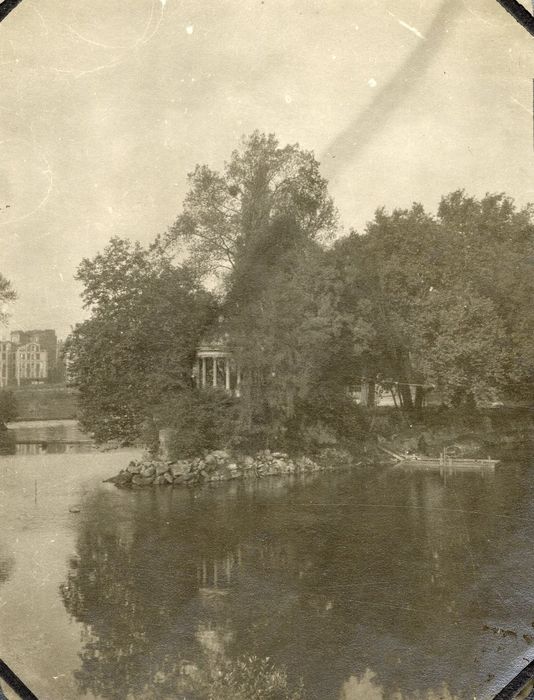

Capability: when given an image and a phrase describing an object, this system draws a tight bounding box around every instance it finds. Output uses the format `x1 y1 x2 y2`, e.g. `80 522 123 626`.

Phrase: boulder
171 463 188 478
163 472 174 484
210 450 230 462
203 458 219 474
132 475 155 486
279 462 294 474
104 470 132 486
127 462 142 474
155 463 168 476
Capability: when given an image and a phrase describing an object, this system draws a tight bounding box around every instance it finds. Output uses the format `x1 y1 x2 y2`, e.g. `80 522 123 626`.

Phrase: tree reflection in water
0 550 14 585
0 431 15 456
59 465 532 699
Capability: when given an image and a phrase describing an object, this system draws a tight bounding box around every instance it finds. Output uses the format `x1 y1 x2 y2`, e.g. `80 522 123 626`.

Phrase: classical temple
193 323 241 395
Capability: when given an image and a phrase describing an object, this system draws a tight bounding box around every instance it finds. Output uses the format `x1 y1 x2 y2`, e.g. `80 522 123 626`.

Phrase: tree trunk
395 349 414 410
399 383 413 410
414 385 425 411
366 380 375 408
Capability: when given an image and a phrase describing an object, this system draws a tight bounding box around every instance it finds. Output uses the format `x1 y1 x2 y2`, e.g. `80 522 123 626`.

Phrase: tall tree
333 204 444 408
167 133 347 449
222 213 362 450
167 131 337 279
66 238 216 443
0 273 16 326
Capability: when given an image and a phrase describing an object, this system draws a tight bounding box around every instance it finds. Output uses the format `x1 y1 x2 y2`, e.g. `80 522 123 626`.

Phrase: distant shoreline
7 418 78 427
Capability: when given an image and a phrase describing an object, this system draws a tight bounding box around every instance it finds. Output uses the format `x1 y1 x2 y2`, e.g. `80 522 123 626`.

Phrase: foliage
0 390 17 424
66 238 216 443
177 655 305 700
167 131 337 279
0 273 16 326
166 132 351 449
437 191 534 403
155 387 240 458
412 285 508 405
70 125 534 452
333 191 534 408
224 216 361 451
332 203 445 408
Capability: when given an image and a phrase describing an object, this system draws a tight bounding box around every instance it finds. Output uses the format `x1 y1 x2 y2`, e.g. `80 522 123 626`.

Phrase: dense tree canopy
163 132 354 451
333 191 534 407
70 131 534 451
223 216 363 450
66 238 216 443
167 131 337 279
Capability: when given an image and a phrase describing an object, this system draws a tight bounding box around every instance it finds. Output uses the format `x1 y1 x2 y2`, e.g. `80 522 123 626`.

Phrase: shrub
0 390 17 425
155 388 239 459
289 392 369 453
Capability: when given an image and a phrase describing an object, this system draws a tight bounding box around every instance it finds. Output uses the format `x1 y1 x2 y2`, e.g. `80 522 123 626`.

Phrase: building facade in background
15 342 48 386
0 330 66 388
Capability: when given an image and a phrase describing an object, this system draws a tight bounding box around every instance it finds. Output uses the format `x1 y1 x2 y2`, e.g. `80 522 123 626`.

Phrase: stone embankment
105 448 356 488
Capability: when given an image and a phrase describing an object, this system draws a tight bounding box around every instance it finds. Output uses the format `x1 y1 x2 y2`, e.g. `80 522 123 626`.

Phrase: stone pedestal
158 428 178 461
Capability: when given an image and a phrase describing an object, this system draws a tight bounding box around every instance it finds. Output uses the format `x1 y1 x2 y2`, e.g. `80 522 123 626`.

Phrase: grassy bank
12 384 79 421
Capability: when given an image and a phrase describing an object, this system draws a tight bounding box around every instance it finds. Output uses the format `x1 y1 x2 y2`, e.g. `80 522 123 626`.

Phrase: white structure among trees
194 332 241 395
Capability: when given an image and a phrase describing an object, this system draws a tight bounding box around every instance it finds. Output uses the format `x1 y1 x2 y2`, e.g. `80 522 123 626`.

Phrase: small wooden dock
378 446 499 469
397 455 499 469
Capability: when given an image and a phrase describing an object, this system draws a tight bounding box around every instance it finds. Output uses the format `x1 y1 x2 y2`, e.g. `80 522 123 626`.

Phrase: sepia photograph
0 1 534 698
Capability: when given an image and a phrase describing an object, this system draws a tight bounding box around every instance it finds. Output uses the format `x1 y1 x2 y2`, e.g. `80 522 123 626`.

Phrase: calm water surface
0 424 533 699
3 420 92 455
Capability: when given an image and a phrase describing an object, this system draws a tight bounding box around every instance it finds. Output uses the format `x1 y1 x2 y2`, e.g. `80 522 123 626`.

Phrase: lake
3 420 93 456
0 422 533 699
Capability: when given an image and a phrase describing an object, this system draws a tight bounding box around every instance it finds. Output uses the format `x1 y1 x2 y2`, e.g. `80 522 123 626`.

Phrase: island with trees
64 132 534 485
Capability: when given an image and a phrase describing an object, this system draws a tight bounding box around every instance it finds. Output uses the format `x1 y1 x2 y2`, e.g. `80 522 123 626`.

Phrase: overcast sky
0 0 532 338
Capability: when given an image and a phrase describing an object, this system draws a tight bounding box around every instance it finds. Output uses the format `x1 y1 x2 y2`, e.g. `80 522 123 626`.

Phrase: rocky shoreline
104 408 533 489
105 447 359 488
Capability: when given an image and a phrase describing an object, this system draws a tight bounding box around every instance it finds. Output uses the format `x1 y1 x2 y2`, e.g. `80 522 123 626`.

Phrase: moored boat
397 450 499 469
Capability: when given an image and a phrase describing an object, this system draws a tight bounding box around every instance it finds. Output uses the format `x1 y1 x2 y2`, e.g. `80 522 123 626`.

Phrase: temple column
225 358 230 391
201 357 207 388
236 365 241 397
212 357 217 387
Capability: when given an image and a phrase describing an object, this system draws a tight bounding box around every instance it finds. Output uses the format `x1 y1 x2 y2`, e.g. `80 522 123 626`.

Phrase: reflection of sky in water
0 437 533 698
339 669 459 699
